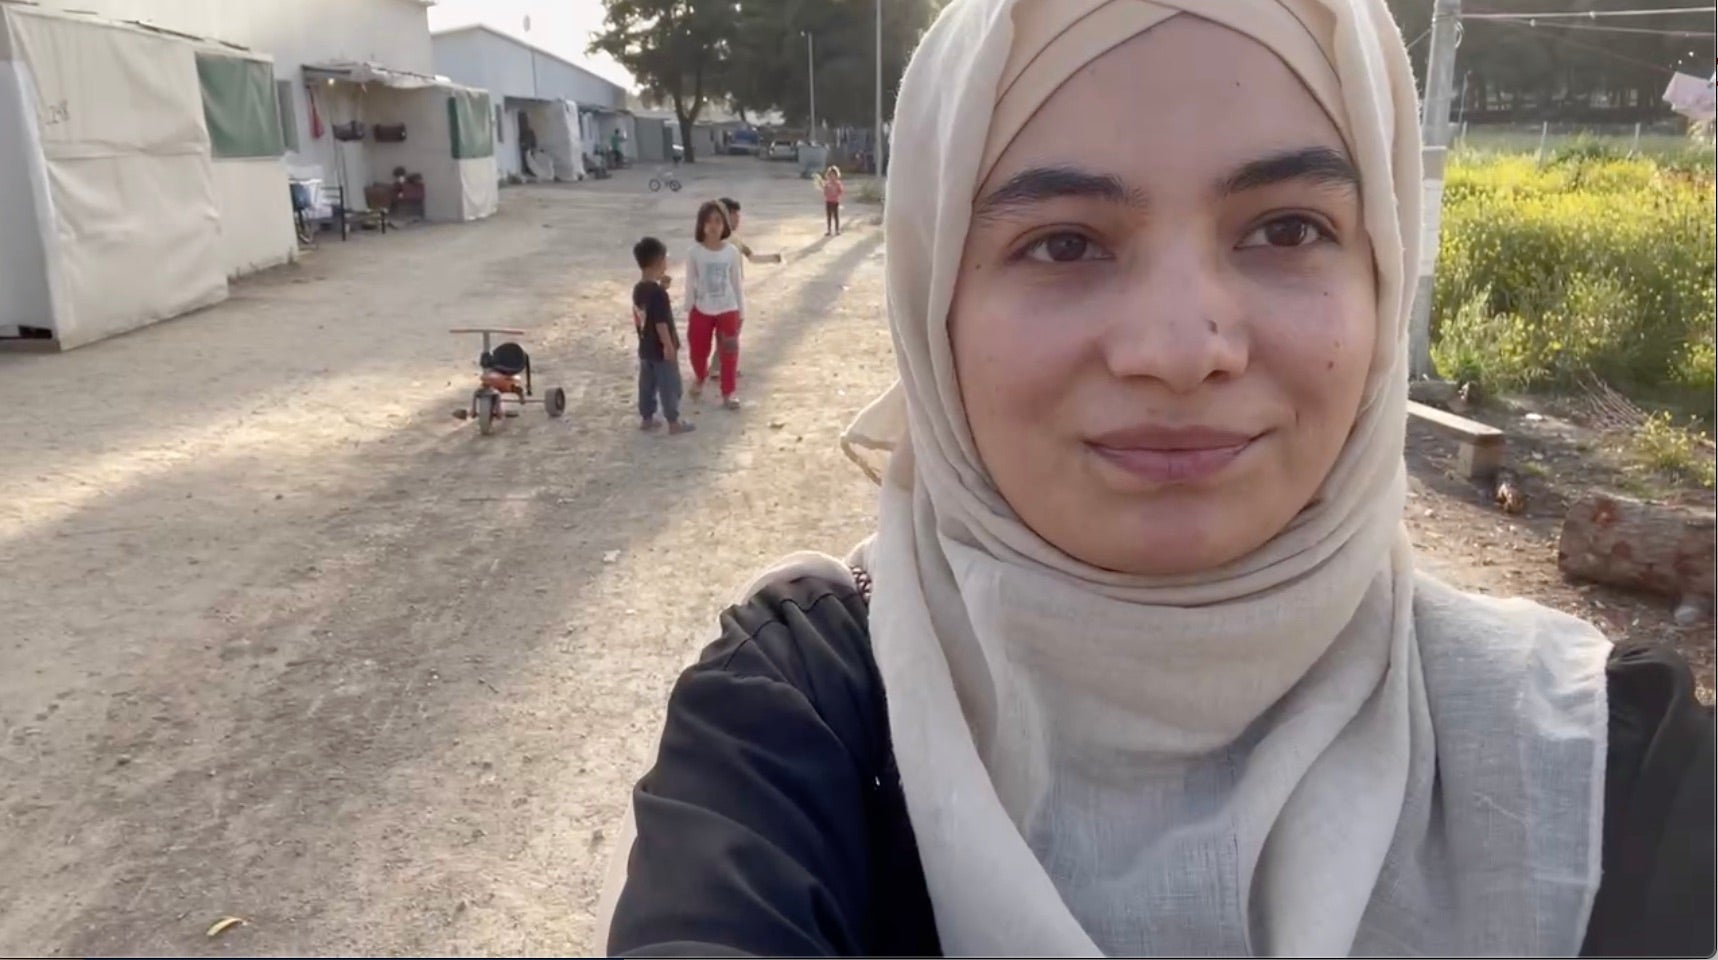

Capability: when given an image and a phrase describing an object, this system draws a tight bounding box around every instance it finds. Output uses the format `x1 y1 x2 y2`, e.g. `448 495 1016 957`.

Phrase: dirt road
0 159 892 956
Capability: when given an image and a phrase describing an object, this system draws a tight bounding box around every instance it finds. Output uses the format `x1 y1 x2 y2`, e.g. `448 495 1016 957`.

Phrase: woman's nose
1099 244 1249 394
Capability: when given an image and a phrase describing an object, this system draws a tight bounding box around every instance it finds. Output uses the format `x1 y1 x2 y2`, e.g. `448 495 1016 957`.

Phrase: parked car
727 130 762 155
765 139 796 161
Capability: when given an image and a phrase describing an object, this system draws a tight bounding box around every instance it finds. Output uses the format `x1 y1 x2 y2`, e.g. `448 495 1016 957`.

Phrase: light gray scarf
835 0 1612 955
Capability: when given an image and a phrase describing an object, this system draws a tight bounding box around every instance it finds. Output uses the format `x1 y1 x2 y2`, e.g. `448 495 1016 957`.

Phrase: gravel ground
0 159 891 956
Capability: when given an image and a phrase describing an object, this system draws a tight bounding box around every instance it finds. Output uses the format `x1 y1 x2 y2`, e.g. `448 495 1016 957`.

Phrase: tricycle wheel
648 178 662 192
476 391 499 435
545 387 567 418
668 179 682 192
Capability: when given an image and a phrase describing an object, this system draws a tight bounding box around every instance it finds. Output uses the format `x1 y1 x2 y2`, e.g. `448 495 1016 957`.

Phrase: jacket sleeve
1580 643 1715 957
606 582 884 958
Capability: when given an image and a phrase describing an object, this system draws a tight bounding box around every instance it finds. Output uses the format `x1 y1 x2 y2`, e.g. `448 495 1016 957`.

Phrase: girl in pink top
821 166 845 236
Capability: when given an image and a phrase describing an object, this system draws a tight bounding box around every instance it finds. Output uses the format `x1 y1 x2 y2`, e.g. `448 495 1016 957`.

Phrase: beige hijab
596 1 1612 954
831 0 1612 955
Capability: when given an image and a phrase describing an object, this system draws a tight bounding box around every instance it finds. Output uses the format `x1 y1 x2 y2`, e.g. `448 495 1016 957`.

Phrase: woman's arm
605 585 887 957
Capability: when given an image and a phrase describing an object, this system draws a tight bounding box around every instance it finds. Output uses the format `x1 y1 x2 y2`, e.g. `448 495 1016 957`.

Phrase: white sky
427 0 636 90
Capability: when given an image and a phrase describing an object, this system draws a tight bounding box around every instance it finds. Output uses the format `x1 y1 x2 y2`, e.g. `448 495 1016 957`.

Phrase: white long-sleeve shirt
684 242 746 317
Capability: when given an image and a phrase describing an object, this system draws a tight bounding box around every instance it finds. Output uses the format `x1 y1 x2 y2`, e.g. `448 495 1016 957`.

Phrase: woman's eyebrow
1219 146 1359 195
972 149 1357 222
973 166 1143 221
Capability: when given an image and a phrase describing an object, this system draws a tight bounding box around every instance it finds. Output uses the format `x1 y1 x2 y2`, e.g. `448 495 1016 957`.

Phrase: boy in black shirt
632 237 694 435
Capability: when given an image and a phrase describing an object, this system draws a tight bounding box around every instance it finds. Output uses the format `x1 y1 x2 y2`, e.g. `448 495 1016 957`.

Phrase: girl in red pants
685 201 747 409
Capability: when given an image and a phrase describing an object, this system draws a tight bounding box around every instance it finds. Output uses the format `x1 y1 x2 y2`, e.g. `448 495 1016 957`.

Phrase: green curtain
447 89 495 159
196 54 284 158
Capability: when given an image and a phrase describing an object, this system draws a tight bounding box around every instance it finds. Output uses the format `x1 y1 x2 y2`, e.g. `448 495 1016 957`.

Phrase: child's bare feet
690 380 705 400
668 420 697 435
641 417 661 431
723 397 742 411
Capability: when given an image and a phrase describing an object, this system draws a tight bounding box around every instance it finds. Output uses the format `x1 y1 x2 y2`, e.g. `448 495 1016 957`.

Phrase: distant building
433 25 631 179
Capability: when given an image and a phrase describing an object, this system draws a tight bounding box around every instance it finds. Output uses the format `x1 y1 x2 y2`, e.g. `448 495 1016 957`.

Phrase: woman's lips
1085 427 1260 484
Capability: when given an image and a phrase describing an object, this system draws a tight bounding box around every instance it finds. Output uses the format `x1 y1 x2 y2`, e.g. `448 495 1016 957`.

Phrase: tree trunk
678 115 696 163
1557 492 1716 601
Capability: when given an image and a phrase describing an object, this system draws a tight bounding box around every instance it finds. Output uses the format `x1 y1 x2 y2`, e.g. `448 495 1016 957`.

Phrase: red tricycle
449 327 567 435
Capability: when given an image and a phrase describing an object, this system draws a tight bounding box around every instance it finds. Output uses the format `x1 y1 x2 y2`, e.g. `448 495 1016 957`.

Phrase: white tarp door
6 7 226 348
541 99 586 181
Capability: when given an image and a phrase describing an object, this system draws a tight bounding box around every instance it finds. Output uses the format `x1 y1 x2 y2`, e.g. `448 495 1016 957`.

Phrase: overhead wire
1489 20 1715 36
1462 5 1715 19
1477 15 1704 76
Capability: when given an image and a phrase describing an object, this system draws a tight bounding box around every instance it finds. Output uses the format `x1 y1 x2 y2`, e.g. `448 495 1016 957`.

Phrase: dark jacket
609 575 1715 958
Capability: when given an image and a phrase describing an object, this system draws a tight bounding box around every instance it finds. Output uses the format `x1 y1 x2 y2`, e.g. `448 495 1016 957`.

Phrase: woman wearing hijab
598 0 1714 955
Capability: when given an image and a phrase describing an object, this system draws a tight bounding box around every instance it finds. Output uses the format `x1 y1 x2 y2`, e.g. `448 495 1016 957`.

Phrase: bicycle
648 167 682 193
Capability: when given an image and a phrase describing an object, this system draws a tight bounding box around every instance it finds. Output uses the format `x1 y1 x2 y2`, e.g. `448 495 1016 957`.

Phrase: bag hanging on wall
332 121 367 142
374 124 407 143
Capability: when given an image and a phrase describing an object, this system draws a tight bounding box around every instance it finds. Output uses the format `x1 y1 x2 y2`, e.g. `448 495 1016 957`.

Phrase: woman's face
951 17 1376 577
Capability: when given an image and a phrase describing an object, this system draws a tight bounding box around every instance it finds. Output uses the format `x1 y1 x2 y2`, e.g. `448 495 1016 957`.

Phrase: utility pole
803 31 817 145
1409 0 1461 381
875 0 884 176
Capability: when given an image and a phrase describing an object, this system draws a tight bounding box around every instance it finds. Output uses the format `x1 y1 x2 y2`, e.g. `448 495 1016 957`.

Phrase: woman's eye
1022 232 1109 263
1238 215 1329 249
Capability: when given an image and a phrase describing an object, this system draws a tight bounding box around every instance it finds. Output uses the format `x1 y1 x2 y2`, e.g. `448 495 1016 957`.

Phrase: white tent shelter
0 3 297 350
1 4 225 349
303 60 498 222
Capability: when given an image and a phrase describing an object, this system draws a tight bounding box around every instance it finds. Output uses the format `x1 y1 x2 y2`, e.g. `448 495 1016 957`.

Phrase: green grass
1629 412 1717 489
1430 141 1715 425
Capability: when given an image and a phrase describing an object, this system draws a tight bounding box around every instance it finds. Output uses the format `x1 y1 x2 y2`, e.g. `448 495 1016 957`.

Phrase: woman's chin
1060 501 1270 579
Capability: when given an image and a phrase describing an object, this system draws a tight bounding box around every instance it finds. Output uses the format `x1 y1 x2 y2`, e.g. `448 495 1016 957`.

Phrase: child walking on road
686 201 746 410
632 236 694 435
821 166 845 236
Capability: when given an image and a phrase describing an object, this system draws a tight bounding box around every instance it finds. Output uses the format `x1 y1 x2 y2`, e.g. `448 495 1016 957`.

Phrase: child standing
719 198 753 261
685 201 746 410
720 197 782 264
632 236 694 435
821 166 845 236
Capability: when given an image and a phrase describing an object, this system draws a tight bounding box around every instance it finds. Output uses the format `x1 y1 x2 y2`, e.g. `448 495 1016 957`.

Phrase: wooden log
1557 492 1716 601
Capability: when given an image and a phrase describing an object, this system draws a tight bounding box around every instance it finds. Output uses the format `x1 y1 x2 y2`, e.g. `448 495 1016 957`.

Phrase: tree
1385 0 1712 124
590 0 734 162
724 0 943 132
